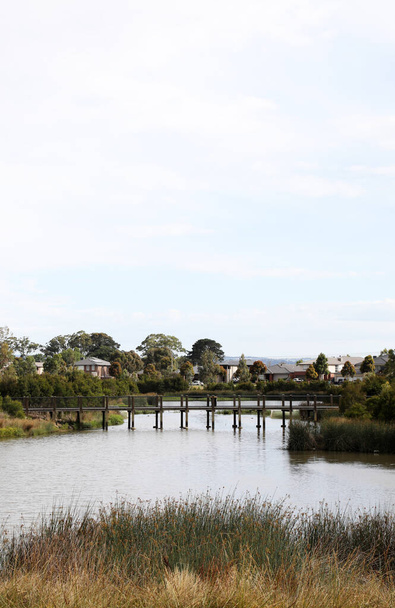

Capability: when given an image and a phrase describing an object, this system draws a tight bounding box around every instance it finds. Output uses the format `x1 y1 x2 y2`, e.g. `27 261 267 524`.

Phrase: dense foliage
0 372 138 403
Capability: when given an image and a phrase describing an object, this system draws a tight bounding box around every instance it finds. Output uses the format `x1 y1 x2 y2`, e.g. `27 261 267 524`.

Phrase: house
219 357 269 382
35 362 44 375
74 357 111 378
266 363 306 382
298 356 364 381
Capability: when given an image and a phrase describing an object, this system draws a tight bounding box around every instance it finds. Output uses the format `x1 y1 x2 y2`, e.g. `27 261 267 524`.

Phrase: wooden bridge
22 394 341 431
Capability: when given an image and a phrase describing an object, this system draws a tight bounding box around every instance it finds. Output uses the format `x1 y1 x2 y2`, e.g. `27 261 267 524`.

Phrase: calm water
1 410 394 529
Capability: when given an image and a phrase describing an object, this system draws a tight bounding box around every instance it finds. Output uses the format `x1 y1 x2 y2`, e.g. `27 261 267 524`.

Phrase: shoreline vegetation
0 495 394 608
288 418 395 454
0 409 124 440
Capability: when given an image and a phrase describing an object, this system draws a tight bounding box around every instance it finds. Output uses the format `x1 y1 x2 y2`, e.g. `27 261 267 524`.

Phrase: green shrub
0 396 25 418
108 414 124 426
0 427 25 439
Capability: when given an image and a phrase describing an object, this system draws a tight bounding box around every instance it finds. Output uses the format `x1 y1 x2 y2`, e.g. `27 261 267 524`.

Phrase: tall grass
288 418 395 453
1 495 394 607
0 414 60 439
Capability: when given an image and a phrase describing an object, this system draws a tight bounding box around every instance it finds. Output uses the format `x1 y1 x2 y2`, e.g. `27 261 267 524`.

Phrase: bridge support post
127 396 131 430
262 395 266 430
289 395 293 425
103 396 109 431
238 396 242 429
132 396 135 430
211 396 216 431
180 395 184 429
160 396 163 429
281 394 286 428
256 396 261 429
314 395 317 424
185 395 189 429
232 395 237 429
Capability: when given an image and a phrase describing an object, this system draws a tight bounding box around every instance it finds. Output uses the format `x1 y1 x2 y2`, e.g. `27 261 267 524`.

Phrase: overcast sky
1 0 394 357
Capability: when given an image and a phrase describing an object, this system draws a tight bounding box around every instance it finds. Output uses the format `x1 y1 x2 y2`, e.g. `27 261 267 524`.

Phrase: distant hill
225 356 300 366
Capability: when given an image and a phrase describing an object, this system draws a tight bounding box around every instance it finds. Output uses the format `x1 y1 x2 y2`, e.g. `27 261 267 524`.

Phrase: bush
0 396 25 418
107 414 124 426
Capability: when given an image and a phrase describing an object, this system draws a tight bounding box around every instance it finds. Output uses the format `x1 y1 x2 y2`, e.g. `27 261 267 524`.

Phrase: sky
1 0 394 358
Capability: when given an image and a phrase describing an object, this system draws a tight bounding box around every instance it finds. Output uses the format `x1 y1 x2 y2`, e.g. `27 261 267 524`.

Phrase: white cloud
118 224 213 239
349 165 395 176
335 115 395 150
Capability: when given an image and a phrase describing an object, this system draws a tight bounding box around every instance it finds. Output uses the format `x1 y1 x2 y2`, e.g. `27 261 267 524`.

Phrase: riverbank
0 412 124 440
1 495 394 607
288 418 395 453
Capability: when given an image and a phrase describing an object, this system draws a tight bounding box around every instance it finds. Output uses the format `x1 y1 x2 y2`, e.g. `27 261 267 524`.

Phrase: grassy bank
0 412 125 439
288 418 395 453
0 495 394 607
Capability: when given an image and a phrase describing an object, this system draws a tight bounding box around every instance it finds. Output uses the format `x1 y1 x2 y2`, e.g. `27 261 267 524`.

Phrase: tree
249 360 267 382
86 333 120 360
360 355 375 375
314 353 329 379
234 354 251 382
383 349 395 379
42 335 69 357
43 354 67 375
144 347 173 374
60 348 82 367
305 364 318 381
179 361 194 382
144 363 161 379
137 334 185 372
109 361 122 378
199 350 221 384
110 350 143 376
0 327 14 372
67 331 92 356
341 360 356 379
11 336 40 359
188 339 224 366
14 356 37 377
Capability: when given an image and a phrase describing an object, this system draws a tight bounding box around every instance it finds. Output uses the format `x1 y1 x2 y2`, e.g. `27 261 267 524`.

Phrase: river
1 410 394 529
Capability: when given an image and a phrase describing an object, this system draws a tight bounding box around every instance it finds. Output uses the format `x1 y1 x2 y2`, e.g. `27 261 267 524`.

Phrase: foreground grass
288 418 395 453
0 495 394 607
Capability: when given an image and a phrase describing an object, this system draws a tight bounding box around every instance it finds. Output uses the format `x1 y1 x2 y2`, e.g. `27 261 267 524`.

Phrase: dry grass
1 495 394 607
0 414 60 438
0 558 393 608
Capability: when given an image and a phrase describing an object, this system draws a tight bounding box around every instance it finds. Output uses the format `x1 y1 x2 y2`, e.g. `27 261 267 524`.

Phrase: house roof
301 356 363 367
74 357 111 366
220 357 267 367
267 364 305 374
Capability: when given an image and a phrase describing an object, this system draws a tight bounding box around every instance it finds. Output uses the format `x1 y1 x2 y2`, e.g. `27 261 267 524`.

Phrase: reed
1 495 394 607
288 418 395 454
1 495 394 578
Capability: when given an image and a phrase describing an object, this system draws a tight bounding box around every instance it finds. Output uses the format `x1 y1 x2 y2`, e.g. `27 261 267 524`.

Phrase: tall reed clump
288 418 395 454
1 495 394 584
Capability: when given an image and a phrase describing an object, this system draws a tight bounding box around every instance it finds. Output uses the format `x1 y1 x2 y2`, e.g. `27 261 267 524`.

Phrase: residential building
74 357 111 378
